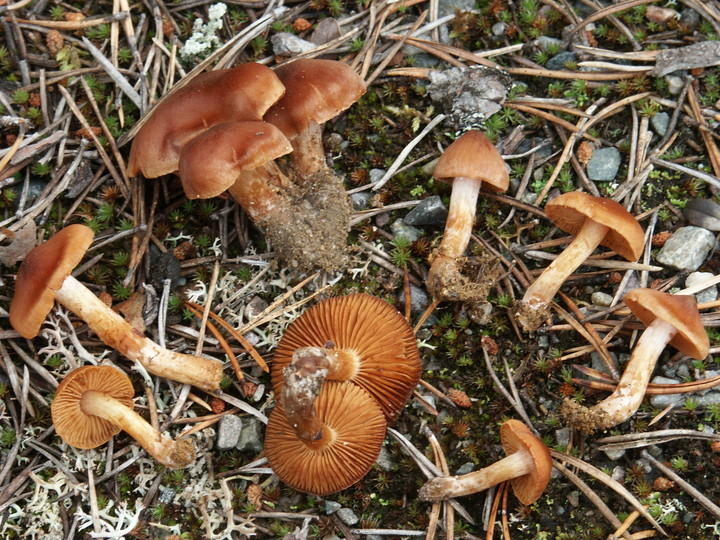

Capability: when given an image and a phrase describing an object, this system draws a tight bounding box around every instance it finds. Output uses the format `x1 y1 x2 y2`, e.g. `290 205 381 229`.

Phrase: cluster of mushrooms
6 57 714 513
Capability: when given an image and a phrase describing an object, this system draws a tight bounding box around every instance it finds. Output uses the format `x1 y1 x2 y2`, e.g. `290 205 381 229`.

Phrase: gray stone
399 284 430 315
404 195 448 226
158 487 176 504
236 416 264 454
350 192 372 211
309 18 341 45
324 501 342 514
683 199 720 231
271 33 316 56
656 226 715 271
217 414 243 450
665 74 685 95
546 51 577 71
336 508 359 526
679 8 701 30
686 271 718 303
555 427 571 448
369 168 386 183
591 291 613 307
491 22 506 36
603 448 626 461
537 36 563 51
391 218 422 243
376 446 397 471
651 112 670 137
456 462 475 475
591 352 619 377
611 466 625 483
586 147 622 181
567 491 580 507
438 0 474 17
649 376 683 408
245 296 269 319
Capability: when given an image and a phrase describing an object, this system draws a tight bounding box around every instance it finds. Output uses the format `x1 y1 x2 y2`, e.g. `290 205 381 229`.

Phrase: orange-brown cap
433 130 509 192
623 288 709 360
264 381 386 495
127 63 285 178
51 365 134 449
545 192 644 261
178 121 292 199
10 224 94 339
264 59 366 139
500 419 552 505
271 294 421 422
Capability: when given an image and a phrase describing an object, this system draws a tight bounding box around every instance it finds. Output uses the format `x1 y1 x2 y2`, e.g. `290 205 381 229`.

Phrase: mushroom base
257 169 351 273
427 251 501 312
513 300 552 333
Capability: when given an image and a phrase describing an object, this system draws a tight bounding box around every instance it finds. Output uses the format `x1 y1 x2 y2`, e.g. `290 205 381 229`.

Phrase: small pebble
591 291 613 307
686 271 718 303
398 284 430 315
336 508 359 526
656 226 715 271
271 32 316 56
586 147 622 181
650 112 670 137
404 195 448 227
391 218 422 243
216 414 243 450
325 501 342 514
236 416 264 454
350 192 372 211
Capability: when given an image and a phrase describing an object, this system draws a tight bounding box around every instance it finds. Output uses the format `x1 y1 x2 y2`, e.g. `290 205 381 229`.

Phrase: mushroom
264 58 366 178
264 347 386 495
562 288 709 433
426 130 509 312
515 191 644 332
52 365 195 468
9 224 223 391
271 293 420 422
419 419 552 504
127 62 285 178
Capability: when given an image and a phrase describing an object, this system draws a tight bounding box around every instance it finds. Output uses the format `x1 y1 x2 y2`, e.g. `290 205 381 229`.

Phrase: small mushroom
264 58 366 178
419 419 551 504
264 348 386 495
426 130 509 311
562 288 709 433
515 191 644 332
9 225 223 391
271 294 420 422
127 62 285 178
52 365 195 468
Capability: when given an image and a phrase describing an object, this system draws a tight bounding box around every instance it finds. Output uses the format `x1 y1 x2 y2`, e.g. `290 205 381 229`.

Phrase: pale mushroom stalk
226 163 290 222
288 120 325 177
80 390 195 469
281 347 331 442
57 275 222 392
563 317 677 431
521 218 609 311
435 176 482 261
419 446 536 501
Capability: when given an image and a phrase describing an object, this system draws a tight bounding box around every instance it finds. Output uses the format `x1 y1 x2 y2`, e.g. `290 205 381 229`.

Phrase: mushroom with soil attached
562 288 709 433
9 224 223 392
426 130 509 311
264 348 387 495
514 191 645 333
270 293 421 422
52 365 195 468
419 419 552 504
264 58 366 179
127 62 285 179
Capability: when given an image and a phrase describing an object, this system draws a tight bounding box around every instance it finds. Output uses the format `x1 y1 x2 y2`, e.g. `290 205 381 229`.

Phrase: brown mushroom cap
545 192 644 261
127 63 285 178
500 419 552 505
271 294 421 421
177 121 293 199
51 365 135 449
433 130 509 192
623 288 709 360
10 224 94 339
264 381 386 496
264 59 366 139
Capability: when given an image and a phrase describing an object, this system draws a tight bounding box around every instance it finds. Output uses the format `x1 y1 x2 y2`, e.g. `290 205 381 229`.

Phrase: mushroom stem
563 318 677 432
289 120 326 178
282 347 331 441
419 448 535 501
55 275 222 392
80 390 195 469
227 162 290 222
521 217 609 309
436 176 482 259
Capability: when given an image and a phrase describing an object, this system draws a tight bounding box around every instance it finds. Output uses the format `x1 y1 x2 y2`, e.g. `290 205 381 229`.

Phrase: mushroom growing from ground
9 224 223 391
419 419 552 504
264 347 386 495
271 294 420 422
562 288 709 433
52 365 195 468
515 191 644 332
264 58 366 179
426 130 509 315
127 62 285 178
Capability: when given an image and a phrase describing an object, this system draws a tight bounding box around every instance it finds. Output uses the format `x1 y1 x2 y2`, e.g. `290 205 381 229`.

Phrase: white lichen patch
179 2 228 61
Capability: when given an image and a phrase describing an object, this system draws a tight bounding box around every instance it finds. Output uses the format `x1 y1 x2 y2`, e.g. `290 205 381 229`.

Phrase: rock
236 416 264 454
650 112 670 137
245 296 269 319
686 271 718 303
567 491 580 507
586 147 622 181
591 352 620 378
398 284 430 314
217 414 243 450
391 218 422 243
537 36 564 51
376 446 397 471
683 198 720 231
649 376 683 408
309 18 341 45
656 226 715 271
679 8 701 30
665 74 685 95
547 51 577 70
491 22 506 36
603 448 626 461
438 0 474 17
591 291 613 307
369 168 386 183
456 462 475 475
350 191 372 211
325 501 342 514
404 195 448 226
555 427 571 448
336 508 359 526
271 32 316 56
158 487 176 504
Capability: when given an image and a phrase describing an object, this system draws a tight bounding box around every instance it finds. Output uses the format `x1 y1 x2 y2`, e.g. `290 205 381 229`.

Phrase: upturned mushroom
52 365 195 468
562 288 709 433
426 130 509 312
515 191 644 332
419 419 551 504
9 224 223 391
271 294 420 422
127 62 285 178
264 347 386 495
264 58 366 178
